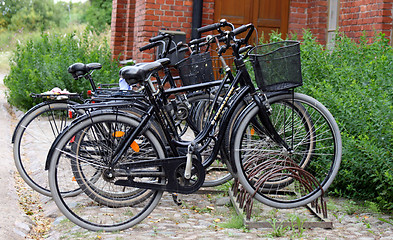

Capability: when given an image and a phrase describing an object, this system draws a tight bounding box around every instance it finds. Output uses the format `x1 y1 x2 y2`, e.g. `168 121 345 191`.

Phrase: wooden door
213 0 253 30
214 0 290 43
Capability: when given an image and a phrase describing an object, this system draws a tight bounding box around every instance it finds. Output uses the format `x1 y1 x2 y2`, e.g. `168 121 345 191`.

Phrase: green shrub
299 30 393 211
4 30 120 110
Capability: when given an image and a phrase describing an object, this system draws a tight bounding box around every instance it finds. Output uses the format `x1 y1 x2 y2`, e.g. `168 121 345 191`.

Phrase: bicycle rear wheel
231 93 341 208
47 110 165 231
12 101 77 196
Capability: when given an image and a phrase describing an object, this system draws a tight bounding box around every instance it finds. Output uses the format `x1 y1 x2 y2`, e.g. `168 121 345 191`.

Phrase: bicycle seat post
85 72 97 93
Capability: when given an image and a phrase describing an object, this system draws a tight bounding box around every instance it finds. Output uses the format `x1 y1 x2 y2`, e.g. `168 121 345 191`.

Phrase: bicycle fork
110 107 155 167
253 94 292 152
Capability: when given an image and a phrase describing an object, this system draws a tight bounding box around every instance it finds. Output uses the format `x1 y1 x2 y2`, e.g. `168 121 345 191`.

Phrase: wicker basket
249 41 303 91
175 52 215 86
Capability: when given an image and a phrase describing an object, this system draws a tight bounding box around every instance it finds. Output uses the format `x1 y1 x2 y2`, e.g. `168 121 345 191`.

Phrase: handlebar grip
197 23 221 34
233 23 253 36
149 34 167 43
139 41 160 52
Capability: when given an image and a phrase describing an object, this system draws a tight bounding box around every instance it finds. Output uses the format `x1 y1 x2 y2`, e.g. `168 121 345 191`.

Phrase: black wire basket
175 52 215 86
249 41 303 91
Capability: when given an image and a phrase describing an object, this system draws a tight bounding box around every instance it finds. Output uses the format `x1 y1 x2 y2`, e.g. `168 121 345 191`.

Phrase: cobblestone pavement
37 189 393 240
2 73 393 240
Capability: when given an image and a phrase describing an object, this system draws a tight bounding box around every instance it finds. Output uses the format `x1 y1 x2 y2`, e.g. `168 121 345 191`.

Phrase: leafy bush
299 30 393 211
4 30 120 110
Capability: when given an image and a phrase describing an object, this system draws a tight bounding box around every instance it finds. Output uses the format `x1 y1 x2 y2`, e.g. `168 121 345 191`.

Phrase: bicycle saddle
133 58 170 67
119 60 164 85
68 63 102 79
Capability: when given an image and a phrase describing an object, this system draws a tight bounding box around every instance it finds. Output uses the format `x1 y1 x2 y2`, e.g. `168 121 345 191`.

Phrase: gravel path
0 73 32 239
1 73 393 239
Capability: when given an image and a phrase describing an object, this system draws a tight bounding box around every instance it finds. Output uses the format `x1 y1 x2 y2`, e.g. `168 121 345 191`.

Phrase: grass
218 215 245 229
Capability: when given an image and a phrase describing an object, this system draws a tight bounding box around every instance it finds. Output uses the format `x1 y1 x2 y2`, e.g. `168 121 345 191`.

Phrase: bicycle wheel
69 119 157 207
231 92 341 208
47 110 165 231
12 101 78 196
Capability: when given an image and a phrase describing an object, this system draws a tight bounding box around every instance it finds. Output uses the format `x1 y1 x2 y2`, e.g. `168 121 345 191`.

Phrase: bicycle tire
12 101 78 196
47 110 165 231
222 95 313 187
231 92 342 208
69 118 158 207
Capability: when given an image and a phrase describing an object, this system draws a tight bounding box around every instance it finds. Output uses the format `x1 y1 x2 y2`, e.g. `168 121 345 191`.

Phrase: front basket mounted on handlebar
249 40 303 92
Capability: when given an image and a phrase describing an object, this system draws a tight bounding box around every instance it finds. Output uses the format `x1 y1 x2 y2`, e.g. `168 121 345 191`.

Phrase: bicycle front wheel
47 111 165 231
231 92 342 208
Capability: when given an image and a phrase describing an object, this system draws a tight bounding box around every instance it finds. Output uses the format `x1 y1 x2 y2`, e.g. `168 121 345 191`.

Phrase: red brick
184 1 192 6
146 15 160 21
161 16 177 22
175 0 184 6
172 22 181 28
174 11 184 17
164 11 174 16
160 5 170 10
182 22 191 28
155 10 164 15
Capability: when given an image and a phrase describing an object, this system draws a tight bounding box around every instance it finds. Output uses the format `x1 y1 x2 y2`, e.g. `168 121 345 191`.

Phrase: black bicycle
12 33 233 196
45 20 341 231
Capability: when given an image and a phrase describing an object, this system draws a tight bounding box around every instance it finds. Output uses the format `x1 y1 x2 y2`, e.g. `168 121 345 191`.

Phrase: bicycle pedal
171 193 182 206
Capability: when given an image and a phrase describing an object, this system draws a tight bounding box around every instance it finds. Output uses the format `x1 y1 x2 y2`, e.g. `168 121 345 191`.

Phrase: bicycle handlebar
149 33 169 43
139 41 161 52
197 23 222 34
196 19 234 34
140 20 254 60
233 23 253 36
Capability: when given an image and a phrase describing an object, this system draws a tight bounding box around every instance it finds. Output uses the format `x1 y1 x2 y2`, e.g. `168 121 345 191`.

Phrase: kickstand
172 193 182 206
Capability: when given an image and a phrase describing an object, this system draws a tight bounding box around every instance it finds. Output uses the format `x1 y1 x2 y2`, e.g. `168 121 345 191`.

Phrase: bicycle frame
54 22 292 194
108 51 290 183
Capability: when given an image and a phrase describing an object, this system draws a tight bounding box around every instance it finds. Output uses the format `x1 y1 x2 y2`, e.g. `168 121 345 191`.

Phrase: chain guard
114 156 205 194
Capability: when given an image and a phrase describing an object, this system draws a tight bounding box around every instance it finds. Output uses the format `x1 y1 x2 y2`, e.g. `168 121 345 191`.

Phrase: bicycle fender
228 101 258 175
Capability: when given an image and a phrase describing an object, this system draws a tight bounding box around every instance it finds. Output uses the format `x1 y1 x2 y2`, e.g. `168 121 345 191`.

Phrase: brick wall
288 0 328 44
288 0 308 35
111 0 214 62
112 0 393 62
111 0 134 59
288 0 393 44
339 0 393 42
202 0 214 27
